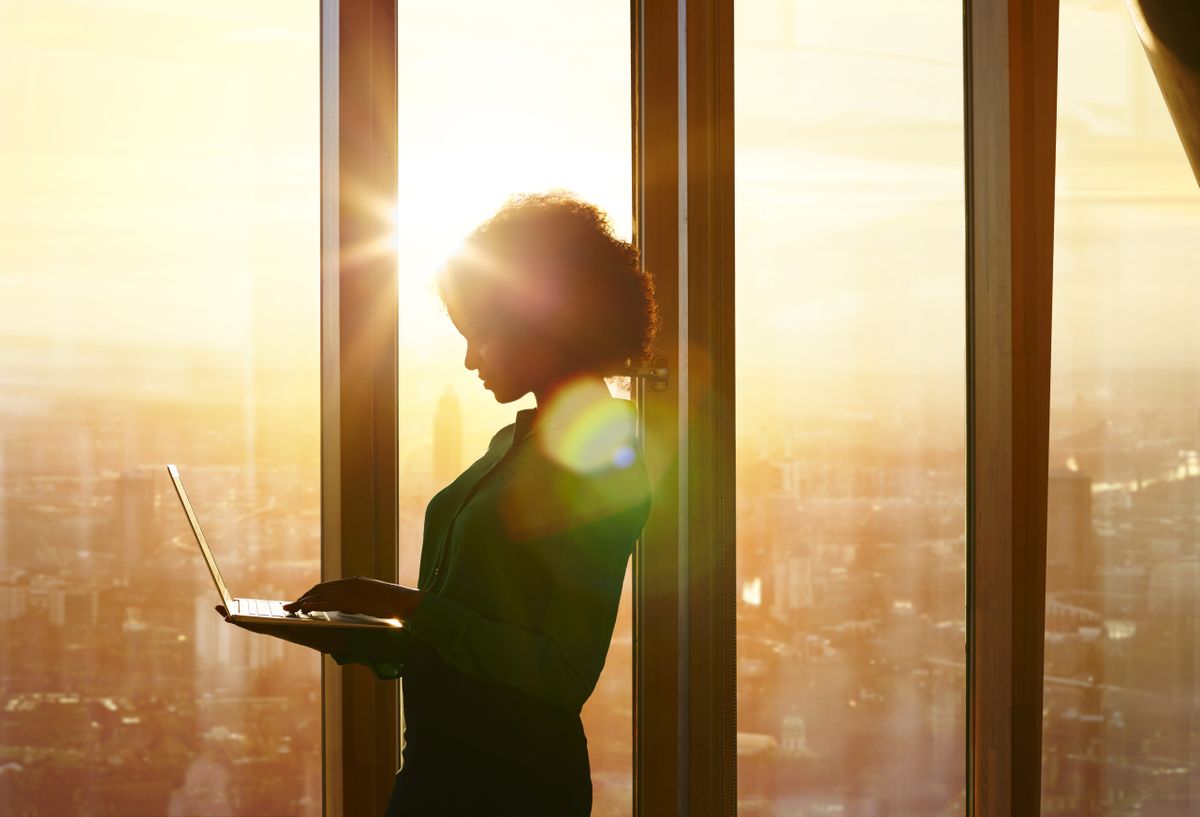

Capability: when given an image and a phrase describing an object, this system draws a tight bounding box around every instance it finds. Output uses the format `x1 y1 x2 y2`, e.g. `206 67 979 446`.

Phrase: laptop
167 464 400 630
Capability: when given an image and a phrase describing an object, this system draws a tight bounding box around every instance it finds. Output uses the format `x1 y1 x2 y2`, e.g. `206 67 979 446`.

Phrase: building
0 582 28 621
1046 469 1094 597
46 587 99 627
192 595 283 681
113 468 158 566
432 386 463 486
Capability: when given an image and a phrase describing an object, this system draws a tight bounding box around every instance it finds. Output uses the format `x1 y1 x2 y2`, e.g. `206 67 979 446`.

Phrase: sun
392 138 630 350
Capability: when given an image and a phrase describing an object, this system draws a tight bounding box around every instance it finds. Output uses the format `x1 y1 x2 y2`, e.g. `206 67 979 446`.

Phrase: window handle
625 356 669 391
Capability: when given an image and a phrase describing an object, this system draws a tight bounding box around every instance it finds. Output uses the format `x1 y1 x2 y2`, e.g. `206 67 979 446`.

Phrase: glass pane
0 3 321 815
394 2 633 813
1042 2 1200 814
734 1 967 812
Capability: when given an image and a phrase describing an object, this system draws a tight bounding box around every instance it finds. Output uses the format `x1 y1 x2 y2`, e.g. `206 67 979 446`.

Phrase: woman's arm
284 575 422 620
325 628 411 679
213 602 412 680
404 499 648 713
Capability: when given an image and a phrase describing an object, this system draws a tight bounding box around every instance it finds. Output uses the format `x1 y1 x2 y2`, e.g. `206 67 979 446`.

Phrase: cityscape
734 372 967 815
0 359 638 816
732 371 1200 816
1 0 1197 816
0 373 325 817
3 366 1197 816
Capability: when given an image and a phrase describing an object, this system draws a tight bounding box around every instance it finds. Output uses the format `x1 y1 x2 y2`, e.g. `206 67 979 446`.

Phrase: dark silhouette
219 192 657 815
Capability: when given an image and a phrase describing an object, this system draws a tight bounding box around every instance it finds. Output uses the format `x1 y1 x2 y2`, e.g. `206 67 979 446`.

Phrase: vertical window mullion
633 0 684 812
964 1 1059 815
634 0 735 814
682 0 736 814
320 2 400 816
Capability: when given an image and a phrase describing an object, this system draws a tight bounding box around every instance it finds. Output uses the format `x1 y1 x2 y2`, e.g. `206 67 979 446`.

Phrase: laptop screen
166 464 235 610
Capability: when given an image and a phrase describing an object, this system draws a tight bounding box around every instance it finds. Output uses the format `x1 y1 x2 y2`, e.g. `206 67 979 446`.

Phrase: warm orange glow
3 1 1197 816
536 377 635 474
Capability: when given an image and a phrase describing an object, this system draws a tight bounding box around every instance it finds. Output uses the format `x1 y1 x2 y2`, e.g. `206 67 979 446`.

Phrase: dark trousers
390 641 593 815
384 753 593 816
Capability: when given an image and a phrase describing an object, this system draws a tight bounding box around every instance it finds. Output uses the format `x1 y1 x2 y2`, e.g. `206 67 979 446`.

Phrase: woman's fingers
284 576 383 615
296 596 356 612
286 583 325 607
296 578 349 598
290 587 349 603
286 578 352 609
285 590 357 612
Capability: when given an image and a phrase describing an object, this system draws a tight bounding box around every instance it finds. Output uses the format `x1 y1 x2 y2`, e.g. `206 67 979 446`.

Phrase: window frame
963 2 1059 816
320 2 400 816
318 1 1064 815
632 0 736 815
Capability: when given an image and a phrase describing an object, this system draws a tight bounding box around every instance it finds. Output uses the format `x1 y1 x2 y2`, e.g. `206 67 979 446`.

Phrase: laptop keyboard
239 598 327 619
233 598 388 625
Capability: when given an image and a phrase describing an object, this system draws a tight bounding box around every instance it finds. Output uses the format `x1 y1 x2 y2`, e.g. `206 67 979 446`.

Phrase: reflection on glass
1042 2 1200 814
393 2 633 813
0 3 321 815
734 1 966 812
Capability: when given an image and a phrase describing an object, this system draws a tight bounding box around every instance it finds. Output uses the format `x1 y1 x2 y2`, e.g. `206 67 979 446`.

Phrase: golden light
342 182 400 268
536 377 636 474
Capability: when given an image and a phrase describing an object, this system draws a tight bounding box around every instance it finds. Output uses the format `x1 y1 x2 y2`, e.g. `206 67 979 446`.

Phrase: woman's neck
533 375 611 429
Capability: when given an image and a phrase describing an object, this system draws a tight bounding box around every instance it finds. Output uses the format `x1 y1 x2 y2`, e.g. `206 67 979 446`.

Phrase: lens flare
537 378 636 474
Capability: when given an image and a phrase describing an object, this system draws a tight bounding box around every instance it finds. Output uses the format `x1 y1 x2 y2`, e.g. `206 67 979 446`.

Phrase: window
393 2 634 812
734 0 966 811
10 2 1188 814
1042 2 1200 813
0 3 321 814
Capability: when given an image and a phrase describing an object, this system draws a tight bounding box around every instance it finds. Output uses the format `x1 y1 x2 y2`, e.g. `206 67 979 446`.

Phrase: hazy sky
0 2 319 359
0 0 1196 398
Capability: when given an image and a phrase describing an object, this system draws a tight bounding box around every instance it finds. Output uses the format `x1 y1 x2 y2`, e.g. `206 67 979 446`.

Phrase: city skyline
1 0 1197 815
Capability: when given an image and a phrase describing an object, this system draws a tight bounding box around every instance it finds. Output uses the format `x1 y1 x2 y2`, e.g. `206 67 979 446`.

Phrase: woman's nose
464 343 480 372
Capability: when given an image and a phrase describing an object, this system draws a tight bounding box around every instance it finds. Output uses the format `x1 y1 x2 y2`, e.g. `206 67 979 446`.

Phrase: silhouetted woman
284 193 657 816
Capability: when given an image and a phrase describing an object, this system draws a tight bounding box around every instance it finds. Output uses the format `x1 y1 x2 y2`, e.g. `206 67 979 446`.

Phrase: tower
781 709 808 756
113 468 158 566
432 386 463 486
1046 469 1094 597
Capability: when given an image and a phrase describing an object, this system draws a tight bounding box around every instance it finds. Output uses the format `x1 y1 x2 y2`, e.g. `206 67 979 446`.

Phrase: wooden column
964 1 1059 816
633 0 735 813
683 0 736 814
632 0 683 812
320 1 399 815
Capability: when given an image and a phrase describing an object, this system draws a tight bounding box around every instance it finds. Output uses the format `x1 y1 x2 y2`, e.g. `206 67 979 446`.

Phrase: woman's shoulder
501 399 650 534
525 397 643 472
488 421 519 450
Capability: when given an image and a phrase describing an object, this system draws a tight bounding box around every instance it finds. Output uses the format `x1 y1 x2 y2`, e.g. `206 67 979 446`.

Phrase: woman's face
447 294 571 404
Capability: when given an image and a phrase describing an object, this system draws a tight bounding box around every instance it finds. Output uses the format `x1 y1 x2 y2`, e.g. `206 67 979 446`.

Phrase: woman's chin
486 385 525 405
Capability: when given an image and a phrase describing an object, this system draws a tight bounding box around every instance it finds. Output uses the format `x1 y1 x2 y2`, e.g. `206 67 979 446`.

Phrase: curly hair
438 192 659 377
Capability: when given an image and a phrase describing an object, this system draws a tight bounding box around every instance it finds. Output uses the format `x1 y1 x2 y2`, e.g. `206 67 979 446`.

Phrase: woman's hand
283 576 423 620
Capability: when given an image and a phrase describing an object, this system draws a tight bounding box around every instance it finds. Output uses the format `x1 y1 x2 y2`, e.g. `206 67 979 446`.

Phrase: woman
283 193 657 815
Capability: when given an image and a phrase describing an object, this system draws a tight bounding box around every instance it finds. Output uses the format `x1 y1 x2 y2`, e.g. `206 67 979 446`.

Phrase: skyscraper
1046 469 1094 597
433 386 463 486
113 468 158 566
